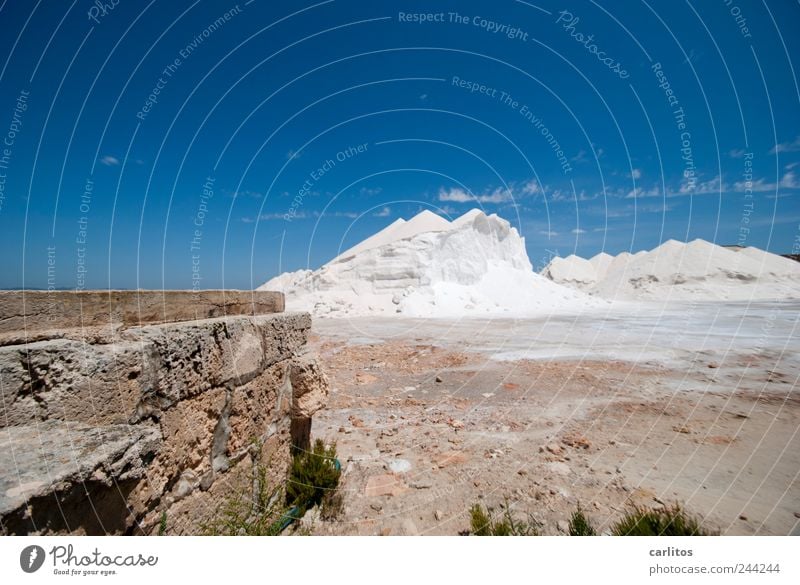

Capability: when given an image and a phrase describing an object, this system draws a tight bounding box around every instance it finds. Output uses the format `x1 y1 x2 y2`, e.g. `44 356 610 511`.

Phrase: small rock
365 474 408 497
545 444 563 456
739 514 748 521
434 510 443 521
370 503 383 512
448 418 465 430
379 527 391 536
557 520 569 534
435 376 443 383
387 458 412 474
794 512 800 519
547 461 571 476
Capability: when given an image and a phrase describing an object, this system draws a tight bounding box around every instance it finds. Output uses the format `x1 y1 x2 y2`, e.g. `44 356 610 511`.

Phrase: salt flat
308 301 799 535
313 300 800 371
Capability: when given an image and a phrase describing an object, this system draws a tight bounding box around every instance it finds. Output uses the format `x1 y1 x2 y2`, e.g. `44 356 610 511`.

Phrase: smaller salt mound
594 239 800 301
541 255 598 290
736 246 800 276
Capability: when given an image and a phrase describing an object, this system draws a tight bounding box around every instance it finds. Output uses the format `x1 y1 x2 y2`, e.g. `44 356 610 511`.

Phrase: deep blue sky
1 0 798 289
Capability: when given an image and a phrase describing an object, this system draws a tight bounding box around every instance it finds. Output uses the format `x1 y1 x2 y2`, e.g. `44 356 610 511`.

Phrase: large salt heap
260 209 600 317
542 239 800 301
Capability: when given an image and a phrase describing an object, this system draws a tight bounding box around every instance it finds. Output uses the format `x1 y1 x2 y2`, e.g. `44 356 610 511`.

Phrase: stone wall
0 291 328 535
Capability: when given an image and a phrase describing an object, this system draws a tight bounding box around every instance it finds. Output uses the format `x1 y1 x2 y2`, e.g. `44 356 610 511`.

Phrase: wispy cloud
359 186 382 196
229 189 262 199
770 136 800 154
373 206 391 217
287 149 302 160
521 180 540 195
571 228 587 234
630 168 642 179
625 185 660 199
438 186 512 204
100 155 119 166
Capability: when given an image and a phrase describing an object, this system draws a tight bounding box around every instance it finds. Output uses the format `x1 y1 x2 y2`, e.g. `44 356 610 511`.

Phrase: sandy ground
302 301 800 535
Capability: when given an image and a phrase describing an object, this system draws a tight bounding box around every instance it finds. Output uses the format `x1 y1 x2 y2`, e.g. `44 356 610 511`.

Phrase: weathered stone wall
0 292 328 535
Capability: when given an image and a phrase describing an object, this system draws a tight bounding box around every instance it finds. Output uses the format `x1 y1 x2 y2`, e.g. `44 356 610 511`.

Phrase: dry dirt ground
301 310 800 536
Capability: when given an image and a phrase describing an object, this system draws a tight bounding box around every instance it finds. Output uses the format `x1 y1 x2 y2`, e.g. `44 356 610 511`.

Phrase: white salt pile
260 209 603 317
542 240 800 301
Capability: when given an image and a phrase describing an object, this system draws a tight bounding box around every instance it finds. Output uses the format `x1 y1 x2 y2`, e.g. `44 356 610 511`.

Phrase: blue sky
0 0 798 289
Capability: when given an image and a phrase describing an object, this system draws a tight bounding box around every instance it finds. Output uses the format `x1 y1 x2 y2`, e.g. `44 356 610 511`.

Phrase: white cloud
521 180 540 195
770 136 800 154
625 185 660 199
438 186 512 204
100 155 119 166
359 186 382 196
287 150 301 160
729 149 749 159
779 170 800 189
571 228 587 234
538 229 559 237
630 168 642 179
373 206 391 217
677 175 722 196
732 177 776 192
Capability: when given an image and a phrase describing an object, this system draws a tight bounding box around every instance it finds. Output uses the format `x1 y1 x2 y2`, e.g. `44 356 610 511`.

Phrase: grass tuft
469 500 540 536
612 503 715 536
568 504 596 536
286 439 342 516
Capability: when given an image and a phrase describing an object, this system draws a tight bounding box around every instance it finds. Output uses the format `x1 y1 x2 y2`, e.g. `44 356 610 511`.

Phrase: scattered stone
387 458 412 474
562 435 591 449
349 415 365 428
481 393 494 398
370 503 383 512
435 376 443 383
379 527 391 536
436 451 468 468
547 461 571 476
434 510 443 521
673 425 691 434
739 514 748 521
365 473 408 497
355 372 378 385
557 520 569 534
545 444 563 456
448 418 465 430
